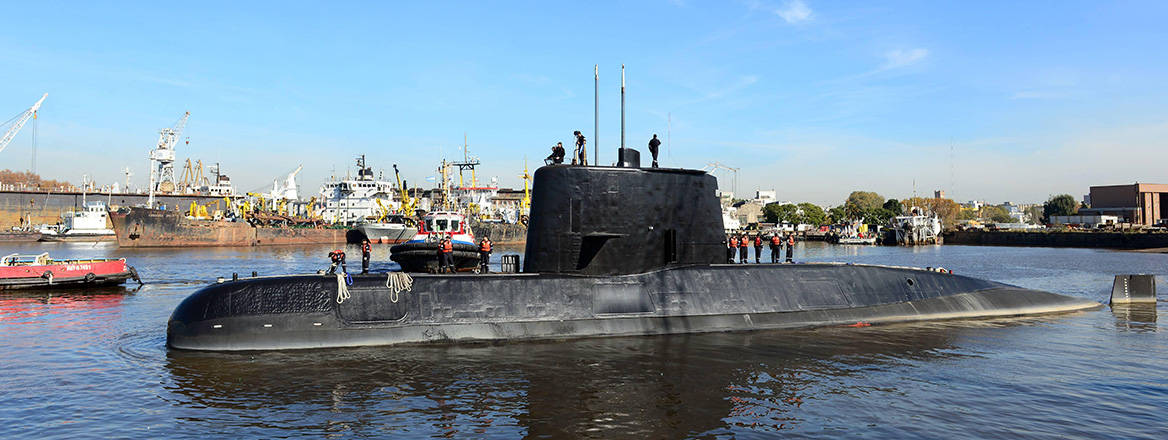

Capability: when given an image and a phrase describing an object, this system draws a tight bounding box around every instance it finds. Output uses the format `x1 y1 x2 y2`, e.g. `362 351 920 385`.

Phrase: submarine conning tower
522 160 726 275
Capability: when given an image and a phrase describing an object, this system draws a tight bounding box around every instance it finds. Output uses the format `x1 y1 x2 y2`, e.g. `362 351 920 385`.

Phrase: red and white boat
0 253 140 290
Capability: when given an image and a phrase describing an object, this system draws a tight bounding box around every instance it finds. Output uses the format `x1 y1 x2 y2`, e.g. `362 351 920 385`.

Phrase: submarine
167 149 1100 351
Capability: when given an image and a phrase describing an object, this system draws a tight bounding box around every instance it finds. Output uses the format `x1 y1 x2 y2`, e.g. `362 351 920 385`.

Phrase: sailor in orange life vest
785 234 796 263
738 234 750 264
361 239 372 274
770 233 782 263
753 233 764 263
727 235 738 263
478 236 492 273
440 234 454 271
327 249 347 274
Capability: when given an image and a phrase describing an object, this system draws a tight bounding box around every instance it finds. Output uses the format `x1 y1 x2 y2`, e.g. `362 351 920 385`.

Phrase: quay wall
0 190 225 227
471 221 528 244
944 230 1168 250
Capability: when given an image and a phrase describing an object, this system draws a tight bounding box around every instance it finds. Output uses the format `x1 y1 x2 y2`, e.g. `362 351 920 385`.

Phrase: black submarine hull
166 263 1100 351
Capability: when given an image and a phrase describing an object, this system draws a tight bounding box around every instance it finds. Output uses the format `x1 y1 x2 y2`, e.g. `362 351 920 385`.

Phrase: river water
1 242 1165 439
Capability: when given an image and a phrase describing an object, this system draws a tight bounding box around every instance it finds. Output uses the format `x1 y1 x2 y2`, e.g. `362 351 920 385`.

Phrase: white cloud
775 0 813 23
881 48 929 70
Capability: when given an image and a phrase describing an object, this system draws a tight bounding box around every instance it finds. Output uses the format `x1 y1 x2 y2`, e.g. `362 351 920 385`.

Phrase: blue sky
2 0 1166 205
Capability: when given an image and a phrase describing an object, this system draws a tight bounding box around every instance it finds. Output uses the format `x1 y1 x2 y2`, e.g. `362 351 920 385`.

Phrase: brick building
1081 183 1168 226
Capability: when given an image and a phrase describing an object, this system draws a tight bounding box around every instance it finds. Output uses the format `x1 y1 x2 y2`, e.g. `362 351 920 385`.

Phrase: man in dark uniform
545 142 565 165
727 235 737 263
648 134 661 167
440 235 454 272
785 234 795 263
478 236 492 273
361 239 372 274
769 233 782 263
753 233 763 263
327 249 347 274
573 130 587 166
738 234 749 264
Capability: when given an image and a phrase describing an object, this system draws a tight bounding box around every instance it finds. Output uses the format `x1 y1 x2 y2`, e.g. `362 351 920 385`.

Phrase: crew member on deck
545 142 566 165
648 134 661 167
727 235 738 263
738 234 750 264
785 234 795 263
440 235 454 272
361 239 372 274
327 249 347 274
770 233 782 263
573 131 587 166
753 233 763 263
478 236 492 273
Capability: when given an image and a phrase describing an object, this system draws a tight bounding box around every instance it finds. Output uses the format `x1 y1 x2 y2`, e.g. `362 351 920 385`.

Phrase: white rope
335 272 350 304
385 272 414 303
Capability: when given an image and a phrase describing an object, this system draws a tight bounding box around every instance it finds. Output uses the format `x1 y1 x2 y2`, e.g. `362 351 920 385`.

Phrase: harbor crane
147 111 190 208
702 161 739 196
0 93 47 155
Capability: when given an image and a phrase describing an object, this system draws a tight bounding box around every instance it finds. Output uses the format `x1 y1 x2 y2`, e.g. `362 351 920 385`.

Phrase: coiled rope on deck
335 272 353 304
385 272 414 303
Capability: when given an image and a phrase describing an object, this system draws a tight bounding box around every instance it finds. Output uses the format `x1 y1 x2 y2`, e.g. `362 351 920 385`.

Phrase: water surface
0 242 1165 439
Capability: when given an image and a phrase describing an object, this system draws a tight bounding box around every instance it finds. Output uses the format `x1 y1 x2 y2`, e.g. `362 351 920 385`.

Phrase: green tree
797 203 827 226
861 207 895 225
1025 205 1044 224
764 203 800 224
827 206 847 224
980 205 1013 223
882 199 903 215
958 209 978 221
844 191 884 217
1043 194 1078 221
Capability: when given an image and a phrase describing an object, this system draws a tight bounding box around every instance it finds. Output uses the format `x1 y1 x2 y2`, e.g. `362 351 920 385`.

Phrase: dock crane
702 162 739 196
0 93 47 155
393 164 416 215
147 111 190 208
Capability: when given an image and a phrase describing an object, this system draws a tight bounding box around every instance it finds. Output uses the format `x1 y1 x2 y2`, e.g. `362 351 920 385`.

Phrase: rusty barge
109 207 347 248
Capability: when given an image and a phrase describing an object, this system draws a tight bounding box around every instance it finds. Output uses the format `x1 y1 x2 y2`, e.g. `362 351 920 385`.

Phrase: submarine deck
167 262 1101 351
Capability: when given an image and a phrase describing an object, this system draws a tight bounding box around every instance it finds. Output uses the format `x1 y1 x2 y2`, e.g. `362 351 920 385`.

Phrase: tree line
761 191 1081 228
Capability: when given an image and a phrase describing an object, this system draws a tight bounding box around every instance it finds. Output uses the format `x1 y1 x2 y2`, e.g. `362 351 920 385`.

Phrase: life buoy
85 273 96 282
41 270 53 279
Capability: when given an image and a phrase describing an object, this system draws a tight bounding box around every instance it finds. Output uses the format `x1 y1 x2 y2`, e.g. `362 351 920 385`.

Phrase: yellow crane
393 164 416 215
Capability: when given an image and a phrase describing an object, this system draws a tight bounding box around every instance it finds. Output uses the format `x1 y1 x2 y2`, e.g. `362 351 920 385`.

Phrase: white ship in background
38 201 115 241
319 155 399 225
889 208 943 245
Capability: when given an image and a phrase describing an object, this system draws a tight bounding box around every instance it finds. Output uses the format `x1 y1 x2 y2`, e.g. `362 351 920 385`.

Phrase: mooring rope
385 272 414 303
335 272 352 304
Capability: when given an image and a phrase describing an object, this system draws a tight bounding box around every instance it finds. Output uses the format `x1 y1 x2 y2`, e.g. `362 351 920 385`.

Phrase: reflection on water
1 242 1166 438
1112 303 1158 332
162 324 966 438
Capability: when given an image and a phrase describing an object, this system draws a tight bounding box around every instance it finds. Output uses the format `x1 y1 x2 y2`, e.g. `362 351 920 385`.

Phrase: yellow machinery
392 164 416 215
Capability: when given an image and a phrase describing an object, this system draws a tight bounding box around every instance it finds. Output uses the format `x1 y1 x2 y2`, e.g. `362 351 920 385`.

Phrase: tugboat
166 149 1099 351
389 211 480 272
1 253 139 290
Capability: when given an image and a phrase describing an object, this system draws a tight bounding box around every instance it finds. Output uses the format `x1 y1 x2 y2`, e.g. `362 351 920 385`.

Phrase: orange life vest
362 242 371 253
771 235 781 246
787 236 795 245
754 236 762 247
480 240 491 252
739 237 749 247
729 239 738 248
442 240 453 253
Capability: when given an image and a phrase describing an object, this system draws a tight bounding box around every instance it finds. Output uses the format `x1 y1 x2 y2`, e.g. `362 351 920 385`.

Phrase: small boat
0 253 140 290
356 214 418 244
389 211 480 272
837 236 877 245
38 201 116 242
